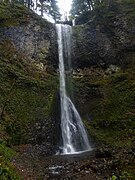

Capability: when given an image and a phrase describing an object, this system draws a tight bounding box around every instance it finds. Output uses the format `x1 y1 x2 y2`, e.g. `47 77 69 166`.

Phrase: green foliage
120 171 134 179
35 0 60 20
71 0 135 25
0 142 14 159
123 0 135 6
0 40 58 145
0 142 20 179
0 164 20 180
0 3 31 27
94 71 134 146
0 3 55 27
111 175 117 180
74 68 135 177
48 0 61 21
75 68 135 148
0 7 58 177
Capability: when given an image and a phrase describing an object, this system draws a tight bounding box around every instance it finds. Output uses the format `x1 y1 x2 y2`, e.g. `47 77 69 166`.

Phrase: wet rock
0 18 58 67
72 12 135 69
95 149 112 158
27 117 60 155
105 65 120 75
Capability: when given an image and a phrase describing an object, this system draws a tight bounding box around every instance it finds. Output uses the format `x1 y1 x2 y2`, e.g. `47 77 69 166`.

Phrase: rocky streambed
12 144 135 180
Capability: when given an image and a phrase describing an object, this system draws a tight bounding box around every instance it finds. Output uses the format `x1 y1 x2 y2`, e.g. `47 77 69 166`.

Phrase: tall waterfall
56 24 91 155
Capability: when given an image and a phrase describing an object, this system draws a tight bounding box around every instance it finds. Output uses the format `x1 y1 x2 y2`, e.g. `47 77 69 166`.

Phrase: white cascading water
56 24 92 155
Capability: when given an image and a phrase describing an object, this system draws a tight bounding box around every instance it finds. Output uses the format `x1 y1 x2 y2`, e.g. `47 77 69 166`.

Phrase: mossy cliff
71 1 135 178
71 1 135 147
72 67 135 179
0 4 60 178
72 1 135 68
0 3 58 67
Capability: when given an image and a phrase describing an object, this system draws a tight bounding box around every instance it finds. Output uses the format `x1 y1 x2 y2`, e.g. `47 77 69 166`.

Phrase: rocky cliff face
0 9 58 68
0 4 60 157
69 4 135 156
70 7 135 161
72 9 135 69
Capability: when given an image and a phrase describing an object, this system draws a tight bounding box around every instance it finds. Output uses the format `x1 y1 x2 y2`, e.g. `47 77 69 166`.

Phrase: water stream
56 24 92 155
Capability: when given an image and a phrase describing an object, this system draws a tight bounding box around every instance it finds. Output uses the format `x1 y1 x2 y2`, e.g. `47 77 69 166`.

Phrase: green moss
73 68 135 177
0 40 58 145
0 15 57 176
0 3 52 28
0 3 32 27
74 68 135 148
0 142 20 179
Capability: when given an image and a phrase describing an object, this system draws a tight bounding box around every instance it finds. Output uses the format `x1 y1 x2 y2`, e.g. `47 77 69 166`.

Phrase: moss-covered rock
0 38 59 151
73 67 135 148
0 3 58 68
72 1 135 69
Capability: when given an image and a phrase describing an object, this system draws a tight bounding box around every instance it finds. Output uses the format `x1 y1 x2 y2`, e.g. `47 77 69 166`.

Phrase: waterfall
56 24 92 155
72 19 75 26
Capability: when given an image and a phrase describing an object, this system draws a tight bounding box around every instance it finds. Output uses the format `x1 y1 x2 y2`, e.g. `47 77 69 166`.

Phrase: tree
1 0 60 21
38 0 60 21
49 0 61 21
71 0 116 16
71 0 95 16
70 0 84 16
70 0 125 24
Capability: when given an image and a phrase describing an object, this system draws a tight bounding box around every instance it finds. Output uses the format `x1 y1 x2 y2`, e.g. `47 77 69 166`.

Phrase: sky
58 0 72 19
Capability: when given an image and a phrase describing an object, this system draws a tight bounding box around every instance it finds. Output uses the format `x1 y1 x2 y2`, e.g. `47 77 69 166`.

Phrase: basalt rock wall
72 10 135 69
0 13 58 68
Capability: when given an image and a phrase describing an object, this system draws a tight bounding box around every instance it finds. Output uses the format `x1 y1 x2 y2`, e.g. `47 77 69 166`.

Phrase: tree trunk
41 1 43 17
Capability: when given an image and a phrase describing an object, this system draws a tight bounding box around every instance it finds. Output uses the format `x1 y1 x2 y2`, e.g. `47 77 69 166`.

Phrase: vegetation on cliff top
0 3 55 28
71 0 135 25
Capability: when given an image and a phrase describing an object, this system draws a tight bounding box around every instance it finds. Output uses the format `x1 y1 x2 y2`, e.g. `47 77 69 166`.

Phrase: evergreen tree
70 0 127 24
71 0 94 16
49 0 61 21
38 0 60 20
70 0 124 17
